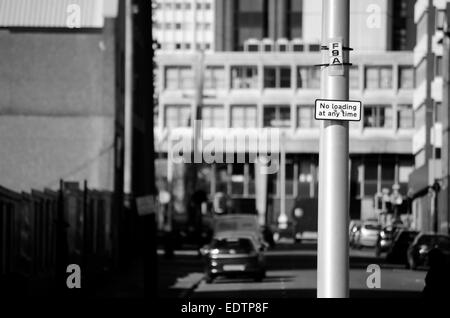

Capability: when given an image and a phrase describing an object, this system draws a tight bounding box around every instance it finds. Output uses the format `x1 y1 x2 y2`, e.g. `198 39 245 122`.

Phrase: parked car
407 233 450 270
200 231 267 283
375 225 405 257
353 221 381 248
349 220 362 247
386 229 419 267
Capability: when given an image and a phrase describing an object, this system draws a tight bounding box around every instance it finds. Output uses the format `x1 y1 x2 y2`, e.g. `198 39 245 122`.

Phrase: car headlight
210 248 219 255
419 245 429 254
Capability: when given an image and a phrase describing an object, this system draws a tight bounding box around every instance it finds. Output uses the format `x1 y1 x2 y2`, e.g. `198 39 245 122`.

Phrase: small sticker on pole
315 99 362 121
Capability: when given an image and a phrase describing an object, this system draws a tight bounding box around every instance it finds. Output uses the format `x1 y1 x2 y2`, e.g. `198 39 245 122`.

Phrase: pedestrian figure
422 248 450 298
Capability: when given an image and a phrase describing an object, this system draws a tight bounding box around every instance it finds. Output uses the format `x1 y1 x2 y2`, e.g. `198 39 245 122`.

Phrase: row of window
154 22 212 30
155 1 212 10
164 65 415 90
160 42 211 50
161 155 412 199
164 104 414 129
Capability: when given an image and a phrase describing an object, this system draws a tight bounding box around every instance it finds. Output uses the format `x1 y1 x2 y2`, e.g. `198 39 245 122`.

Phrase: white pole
278 133 287 229
317 0 350 298
124 0 133 195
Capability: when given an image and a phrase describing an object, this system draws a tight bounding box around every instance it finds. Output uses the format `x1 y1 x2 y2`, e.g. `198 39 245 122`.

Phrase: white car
355 222 381 248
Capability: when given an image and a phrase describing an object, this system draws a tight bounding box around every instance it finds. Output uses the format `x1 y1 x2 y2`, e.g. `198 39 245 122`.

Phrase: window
435 56 443 77
414 104 426 129
204 43 211 50
278 44 288 52
248 44 259 52
363 105 393 128
309 44 320 52
204 66 225 89
175 23 182 30
164 2 173 9
175 3 182 9
175 43 181 49
435 102 443 123
365 66 393 89
204 23 211 30
263 44 273 52
184 3 191 9
397 104 414 129
165 66 194 89
436 10 446 31
263 105 291 128
399 66 414 89
415 149 425 168
165 105 191 128
293 44 304 52
263 66 291 88
417 12 428 42
415 58 427 86
185 43 191 49
399 165 413 183
349 66 359 89
297 105 320 128
201 105 224 128
231 66 258 89
165 22 172 29
297 66 320 89
231 105 257 128
196 2 202 10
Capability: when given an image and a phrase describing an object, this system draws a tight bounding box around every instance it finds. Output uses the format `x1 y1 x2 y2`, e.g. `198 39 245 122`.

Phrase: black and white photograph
0 0 450 312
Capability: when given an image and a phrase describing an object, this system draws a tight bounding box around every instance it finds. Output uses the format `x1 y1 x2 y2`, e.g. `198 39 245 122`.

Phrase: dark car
375 225 405 257
386 229 419 267
200 232 267 283
407 233 450 270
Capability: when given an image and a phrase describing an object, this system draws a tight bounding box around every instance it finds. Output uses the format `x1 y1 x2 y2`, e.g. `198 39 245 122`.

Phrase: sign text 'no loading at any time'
315 99 361 121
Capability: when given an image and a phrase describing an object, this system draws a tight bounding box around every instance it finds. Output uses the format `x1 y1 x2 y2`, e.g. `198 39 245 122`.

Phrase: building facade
409 0 449 234
0 0 122 193
153 0 215 51
154 0 417 231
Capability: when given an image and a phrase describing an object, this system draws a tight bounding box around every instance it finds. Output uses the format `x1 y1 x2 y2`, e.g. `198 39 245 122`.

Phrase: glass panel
365 67 379 89
398 104 414 128
415 58 427 86
179 67 194 89
279 67 291 88
231 105 257 128
165 105 191 128
204 66 225 89
263 107 276 127
201 106 224 128
380 67 392 89
399 66 414 89
264 67 277 88
414 104 426 129
165 67 179 89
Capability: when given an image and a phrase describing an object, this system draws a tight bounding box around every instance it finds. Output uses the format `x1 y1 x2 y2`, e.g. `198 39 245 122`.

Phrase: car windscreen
416 235 450 248
211 238 255 253
397 231 418 243
364 224 381 231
